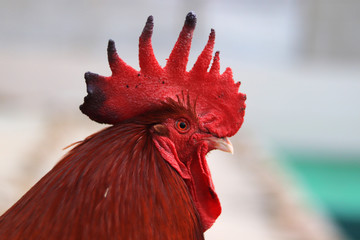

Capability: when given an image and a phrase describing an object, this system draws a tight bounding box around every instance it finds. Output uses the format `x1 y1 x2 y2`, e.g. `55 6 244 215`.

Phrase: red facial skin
150 99 222 231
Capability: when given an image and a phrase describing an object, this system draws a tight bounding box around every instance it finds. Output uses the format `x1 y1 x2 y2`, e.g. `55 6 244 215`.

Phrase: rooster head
80 12 246 231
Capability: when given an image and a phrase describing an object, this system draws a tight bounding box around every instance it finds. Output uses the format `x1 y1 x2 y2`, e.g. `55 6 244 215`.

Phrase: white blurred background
1 0 359 239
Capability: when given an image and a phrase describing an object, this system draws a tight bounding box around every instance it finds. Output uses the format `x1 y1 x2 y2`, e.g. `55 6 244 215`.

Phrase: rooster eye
175 119 190 133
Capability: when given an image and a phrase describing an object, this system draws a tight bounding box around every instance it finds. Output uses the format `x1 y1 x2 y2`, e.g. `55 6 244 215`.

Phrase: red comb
80 12 246 137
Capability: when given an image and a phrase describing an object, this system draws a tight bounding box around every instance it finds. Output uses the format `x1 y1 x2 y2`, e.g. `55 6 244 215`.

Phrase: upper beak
205 136 234 154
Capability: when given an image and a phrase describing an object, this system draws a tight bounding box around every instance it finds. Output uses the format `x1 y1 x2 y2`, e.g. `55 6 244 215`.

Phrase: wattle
153 135 221 231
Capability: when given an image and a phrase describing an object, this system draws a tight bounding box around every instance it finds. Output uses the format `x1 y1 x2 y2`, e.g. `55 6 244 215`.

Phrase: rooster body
0 12 246 239
0 101 204 239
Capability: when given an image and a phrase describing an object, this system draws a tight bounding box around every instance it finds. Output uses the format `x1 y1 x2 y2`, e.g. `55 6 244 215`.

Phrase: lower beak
205 136 234 154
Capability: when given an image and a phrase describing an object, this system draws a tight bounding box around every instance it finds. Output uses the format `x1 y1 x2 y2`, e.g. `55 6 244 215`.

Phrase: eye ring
175 119 190 133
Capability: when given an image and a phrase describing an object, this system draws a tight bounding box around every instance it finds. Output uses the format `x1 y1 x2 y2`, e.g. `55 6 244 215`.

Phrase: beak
205 136 234 154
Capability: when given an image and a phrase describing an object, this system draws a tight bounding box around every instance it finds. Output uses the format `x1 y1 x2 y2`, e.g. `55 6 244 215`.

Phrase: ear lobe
153 124 169 136
152 135 191 180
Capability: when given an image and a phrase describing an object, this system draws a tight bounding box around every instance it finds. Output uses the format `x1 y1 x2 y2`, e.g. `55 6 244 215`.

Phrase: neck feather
0 124 204 240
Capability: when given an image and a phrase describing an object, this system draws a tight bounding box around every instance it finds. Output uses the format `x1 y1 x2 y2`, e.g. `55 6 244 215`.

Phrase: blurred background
1 0 359 239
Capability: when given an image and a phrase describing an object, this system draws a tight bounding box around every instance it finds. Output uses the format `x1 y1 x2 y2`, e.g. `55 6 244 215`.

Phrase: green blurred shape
279 149 360 240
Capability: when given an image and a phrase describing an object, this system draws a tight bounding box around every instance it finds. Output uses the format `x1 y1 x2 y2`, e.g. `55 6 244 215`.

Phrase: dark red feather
0 106 204 239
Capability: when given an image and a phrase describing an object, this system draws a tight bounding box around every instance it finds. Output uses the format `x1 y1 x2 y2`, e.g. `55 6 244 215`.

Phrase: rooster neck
0 124 204 240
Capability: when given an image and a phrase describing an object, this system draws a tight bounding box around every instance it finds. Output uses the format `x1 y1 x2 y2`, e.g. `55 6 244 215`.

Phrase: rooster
0 12 246 239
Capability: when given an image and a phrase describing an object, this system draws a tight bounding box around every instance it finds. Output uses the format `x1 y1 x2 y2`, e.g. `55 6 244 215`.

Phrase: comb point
141 16 154 39
185 12 197 28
